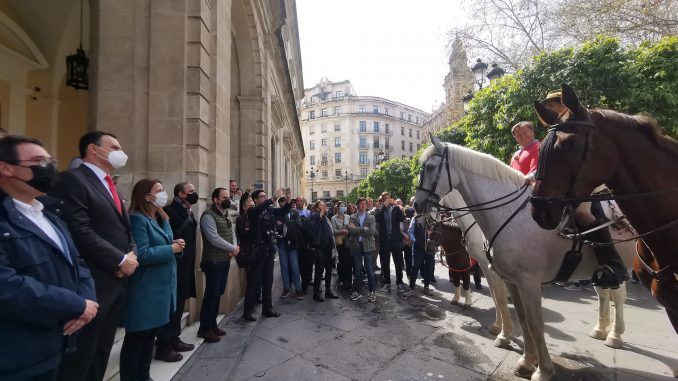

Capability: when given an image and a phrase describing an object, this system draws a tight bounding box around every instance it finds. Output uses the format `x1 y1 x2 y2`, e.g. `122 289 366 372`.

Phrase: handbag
235 244 257 268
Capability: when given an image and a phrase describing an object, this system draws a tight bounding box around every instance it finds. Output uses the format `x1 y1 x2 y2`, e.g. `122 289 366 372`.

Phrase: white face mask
107 150 129 169
152 191 168 208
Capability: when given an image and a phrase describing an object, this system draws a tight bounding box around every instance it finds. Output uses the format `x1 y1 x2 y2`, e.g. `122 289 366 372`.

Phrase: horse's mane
421 143 526 187
592 109 678 157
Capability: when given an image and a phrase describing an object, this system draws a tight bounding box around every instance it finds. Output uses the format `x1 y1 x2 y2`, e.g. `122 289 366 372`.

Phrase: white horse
440 191 514 348
414 138 636 381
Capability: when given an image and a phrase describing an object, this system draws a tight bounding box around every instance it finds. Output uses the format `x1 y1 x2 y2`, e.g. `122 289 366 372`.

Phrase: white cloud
297 0 468 112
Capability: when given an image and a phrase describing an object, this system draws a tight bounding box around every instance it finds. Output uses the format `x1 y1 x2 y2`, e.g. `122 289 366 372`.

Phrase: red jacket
510 140 540 176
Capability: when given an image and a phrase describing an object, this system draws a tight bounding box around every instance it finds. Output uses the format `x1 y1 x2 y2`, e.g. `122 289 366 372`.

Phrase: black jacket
277 209 303 249
247 199 292 247
163 199 197 300
306 213 335 249
375 205 405 243
412 216 428 252
49 165 134 294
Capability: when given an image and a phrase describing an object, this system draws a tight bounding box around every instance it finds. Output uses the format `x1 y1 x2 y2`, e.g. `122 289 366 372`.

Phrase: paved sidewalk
174 261 677 381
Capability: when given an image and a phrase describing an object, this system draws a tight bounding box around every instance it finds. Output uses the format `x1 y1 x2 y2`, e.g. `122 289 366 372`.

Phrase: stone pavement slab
175 259 677 381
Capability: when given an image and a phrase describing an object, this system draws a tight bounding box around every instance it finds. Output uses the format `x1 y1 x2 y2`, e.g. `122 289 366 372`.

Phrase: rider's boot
589 227 627 289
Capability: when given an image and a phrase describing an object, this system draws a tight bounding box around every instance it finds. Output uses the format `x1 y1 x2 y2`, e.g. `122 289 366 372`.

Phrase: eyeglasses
10 156 57 168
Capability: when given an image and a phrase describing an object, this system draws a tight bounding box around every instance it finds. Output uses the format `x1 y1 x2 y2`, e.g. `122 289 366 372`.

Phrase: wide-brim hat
540 90 562 104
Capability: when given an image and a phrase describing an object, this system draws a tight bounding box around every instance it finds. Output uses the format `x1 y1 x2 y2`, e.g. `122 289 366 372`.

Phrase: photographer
305 200 338 302
242 188 292 322
276 196 304 300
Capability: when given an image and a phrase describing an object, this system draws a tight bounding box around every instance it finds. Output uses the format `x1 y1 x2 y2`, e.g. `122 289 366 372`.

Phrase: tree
353 158 415 201
436 36 678 161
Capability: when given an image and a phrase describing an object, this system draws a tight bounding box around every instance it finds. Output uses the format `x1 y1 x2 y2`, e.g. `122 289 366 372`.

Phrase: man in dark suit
374 192 406 293
155 181 198 361
52 131 138 381
0 135 98 381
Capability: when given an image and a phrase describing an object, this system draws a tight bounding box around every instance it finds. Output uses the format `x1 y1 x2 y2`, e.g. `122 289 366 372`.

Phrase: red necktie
104 175 122 214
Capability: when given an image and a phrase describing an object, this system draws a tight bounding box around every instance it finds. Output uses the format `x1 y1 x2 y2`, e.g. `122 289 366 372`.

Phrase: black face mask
186 192 199 205
220 199 231 209
17 163 59 193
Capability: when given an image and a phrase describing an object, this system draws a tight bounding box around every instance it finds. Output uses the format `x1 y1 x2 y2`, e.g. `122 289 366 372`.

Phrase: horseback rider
538 90 627 288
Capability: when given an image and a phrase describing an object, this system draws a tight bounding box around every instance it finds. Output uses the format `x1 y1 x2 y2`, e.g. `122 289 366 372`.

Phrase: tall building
0 0 304 316
423 38 474 140
299 78 429 201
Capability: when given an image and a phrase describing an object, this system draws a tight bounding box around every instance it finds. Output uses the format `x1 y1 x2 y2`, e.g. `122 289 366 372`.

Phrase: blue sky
296 0 467 113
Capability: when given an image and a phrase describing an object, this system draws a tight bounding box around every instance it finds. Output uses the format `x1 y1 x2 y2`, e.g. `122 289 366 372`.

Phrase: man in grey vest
198 187 239 343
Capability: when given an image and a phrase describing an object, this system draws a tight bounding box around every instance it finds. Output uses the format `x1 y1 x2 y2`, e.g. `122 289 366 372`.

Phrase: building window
321 138 327 146
401 140 405 150
312 191 318 201
373 154 379 164
359 136 367 149
309 110 316 119
400 112 404 119
416 130 420 139
384 154 390 161
309 126 315 135
310 96 318 103
334 123 341 131
322 171 328 179
373 137 380 148
385 137 390 149
334 106 341 115
335 137 341 147
409 142 413 151
360 168 368 178
309 140 315 150
359 153 368 164
408 114 412 121
416 116 419 124
335 153 341 163
321 108 328 117
401 126 404 135
310 155 315 165
417 144 421 150
408 128 412 137
385 107 389 116
385 123 390 134
359 121 366 132
336 190 344 197
321 124 328 133
321 154 328 165
402 155 406 159
335 169 342 177
323 190 330 198
373 105 379 114
359 105 366 113
336 91 343 98
373 122 379 132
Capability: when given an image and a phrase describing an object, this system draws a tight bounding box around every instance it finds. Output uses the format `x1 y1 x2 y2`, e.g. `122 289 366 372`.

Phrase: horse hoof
513 365 535 379
493 335 511 348
588 328 608 340
531 368 553 381
672 368 677 378
604 336 624 349
489 324 502 336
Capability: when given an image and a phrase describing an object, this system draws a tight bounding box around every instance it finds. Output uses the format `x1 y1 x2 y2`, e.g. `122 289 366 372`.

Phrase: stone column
237 95 265 189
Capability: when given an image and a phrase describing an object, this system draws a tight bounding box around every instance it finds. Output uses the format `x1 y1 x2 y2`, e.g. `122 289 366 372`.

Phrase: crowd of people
0 128 451 381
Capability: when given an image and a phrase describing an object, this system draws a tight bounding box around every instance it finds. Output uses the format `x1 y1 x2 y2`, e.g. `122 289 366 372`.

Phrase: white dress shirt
13 198 64 253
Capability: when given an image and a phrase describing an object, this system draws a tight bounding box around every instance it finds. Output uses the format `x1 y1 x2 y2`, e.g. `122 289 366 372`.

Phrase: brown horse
430 220 475 306
530 83 678 338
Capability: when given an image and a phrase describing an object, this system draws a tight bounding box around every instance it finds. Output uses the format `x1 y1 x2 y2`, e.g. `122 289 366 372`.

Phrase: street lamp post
471 58 488 89
306 167 318 201
343 171 353 200
374 149 386 166
466 59 505 113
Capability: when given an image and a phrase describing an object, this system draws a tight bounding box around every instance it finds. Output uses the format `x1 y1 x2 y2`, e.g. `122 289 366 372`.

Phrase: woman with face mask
120 179 185 381
331 201 353 290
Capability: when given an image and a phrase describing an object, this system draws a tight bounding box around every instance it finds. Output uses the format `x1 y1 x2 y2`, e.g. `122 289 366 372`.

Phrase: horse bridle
532 119 596 207
416 144 453 212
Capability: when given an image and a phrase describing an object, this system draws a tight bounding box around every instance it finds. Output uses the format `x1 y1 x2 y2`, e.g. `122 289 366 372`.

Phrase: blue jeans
199 260 229 330
277 242 301 291
352 242 376 293
410 246 434 288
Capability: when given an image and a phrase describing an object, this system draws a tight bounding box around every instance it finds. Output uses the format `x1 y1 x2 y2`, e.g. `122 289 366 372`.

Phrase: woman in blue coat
120 178 184 381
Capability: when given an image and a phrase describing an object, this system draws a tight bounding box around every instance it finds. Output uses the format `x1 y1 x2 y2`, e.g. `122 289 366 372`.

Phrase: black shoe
172 339 195 352
475 284 482 290
262 309 281 318
313 293 325 302
325 291 339 299
591 265 621 289
243 313 258 322
154 346 183 362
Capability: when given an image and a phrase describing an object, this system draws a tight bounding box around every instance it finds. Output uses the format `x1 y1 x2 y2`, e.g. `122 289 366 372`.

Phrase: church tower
443 38 474 121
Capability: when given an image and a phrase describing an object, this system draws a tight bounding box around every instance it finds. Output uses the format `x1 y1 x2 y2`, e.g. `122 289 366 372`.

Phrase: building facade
422 38 474 140
0 0 304 317
299 78 429 201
